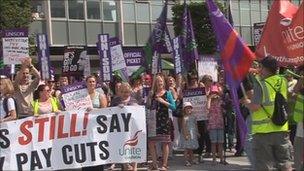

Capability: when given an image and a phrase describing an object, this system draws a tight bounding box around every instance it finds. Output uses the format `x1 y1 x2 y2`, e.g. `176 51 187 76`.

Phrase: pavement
168 152 252 171
105 150 252 171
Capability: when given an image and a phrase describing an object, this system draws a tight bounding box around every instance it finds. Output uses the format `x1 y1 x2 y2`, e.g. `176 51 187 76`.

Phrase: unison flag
37 34 51 80
206 0 255 150
255 0 303 66
181 0 198 73
131 1 171 79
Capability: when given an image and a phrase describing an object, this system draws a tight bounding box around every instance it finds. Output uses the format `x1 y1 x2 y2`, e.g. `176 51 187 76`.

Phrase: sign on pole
37 34 51 80
2 28 29 64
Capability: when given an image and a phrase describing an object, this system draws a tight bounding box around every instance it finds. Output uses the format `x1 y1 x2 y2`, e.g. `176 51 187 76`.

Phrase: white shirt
0 97 16 119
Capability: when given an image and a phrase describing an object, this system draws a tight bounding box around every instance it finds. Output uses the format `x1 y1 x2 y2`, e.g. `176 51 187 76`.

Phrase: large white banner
0 106 147 170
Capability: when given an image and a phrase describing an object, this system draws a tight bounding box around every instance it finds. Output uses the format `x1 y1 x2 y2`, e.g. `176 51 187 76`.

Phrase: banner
183 88 207 121
198 56 218 82
0 106 147 170
172 36 182 74
97 34 112 82
2 28 29 64
61 82 93 111
37 34 51 80
256 1 304 66
253 22 265 46
123 48 143 76
62 46 87 76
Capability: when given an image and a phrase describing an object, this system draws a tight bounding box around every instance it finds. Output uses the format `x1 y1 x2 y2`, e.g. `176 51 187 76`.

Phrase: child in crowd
207 85 228 165
180 102 199 166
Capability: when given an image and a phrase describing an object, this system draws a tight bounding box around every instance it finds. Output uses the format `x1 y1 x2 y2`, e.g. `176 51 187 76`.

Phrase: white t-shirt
296 122 303 138
0 97 16 119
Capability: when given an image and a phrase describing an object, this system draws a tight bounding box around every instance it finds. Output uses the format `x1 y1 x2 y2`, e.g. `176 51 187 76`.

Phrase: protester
0 75 18 122
196 74 212 161
292 66 304 171
130 77 144 105
86 75 107 109
180 102 199 166
207 84 227 165
109 82 138 171
13 57 41 118
244 56 292 171
32 84 60 116
148 74 176 171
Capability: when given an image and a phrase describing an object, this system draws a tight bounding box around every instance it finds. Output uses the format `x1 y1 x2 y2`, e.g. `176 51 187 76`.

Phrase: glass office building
29 0 302 67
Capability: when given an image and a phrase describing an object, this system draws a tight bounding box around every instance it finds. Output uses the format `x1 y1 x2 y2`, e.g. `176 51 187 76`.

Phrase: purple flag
181 1 199 73
206 0 256 151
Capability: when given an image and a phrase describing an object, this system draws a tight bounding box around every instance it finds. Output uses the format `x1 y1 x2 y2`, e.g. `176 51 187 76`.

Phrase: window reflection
51 0 65 18
87 0 100 19
68 0 84 20
31 0 46 19
103 1 117 21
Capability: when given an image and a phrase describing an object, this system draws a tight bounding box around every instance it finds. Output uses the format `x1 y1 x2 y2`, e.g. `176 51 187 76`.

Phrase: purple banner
62 46 87 76
172 36 182 74
97 34 112 82
183 87 206 97
37 34 51 80
3 28 28 38
60 81 86 94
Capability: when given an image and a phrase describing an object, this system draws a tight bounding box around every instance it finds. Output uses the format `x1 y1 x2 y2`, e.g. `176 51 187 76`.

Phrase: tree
172 1 225 55
0 0 35 69
0 0 32 30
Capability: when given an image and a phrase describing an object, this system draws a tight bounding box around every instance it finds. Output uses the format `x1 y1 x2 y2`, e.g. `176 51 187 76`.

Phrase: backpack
3 97 18 119
261 79 288 126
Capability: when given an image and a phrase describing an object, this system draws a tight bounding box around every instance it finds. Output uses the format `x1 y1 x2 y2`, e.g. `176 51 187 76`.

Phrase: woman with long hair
148 74 176 170
86 75 107 109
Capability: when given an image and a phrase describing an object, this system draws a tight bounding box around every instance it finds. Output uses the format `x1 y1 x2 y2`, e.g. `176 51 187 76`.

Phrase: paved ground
168 152 251 171
105 151 252 170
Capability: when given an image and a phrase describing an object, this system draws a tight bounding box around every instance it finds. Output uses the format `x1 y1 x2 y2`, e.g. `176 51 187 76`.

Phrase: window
136 3 150 22
103 1 117 21
31 0 46 19
123 3 135 22
152 5 163 21
68 0 84 20
87 0 101 19
51 0 65 18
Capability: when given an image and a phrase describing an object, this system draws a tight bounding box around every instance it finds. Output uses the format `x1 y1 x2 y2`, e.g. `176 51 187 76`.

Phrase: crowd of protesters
0 56 303 171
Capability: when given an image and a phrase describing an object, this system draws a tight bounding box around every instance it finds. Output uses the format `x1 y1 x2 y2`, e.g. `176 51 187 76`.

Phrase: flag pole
263 46 268 57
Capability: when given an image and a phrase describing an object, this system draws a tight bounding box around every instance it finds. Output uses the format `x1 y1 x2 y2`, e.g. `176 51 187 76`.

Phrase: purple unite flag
206 0 256 150
181 0 199 74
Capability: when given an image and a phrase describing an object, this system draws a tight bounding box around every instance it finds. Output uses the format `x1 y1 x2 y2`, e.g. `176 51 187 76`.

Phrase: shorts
209 129 224 143
253 132 293 170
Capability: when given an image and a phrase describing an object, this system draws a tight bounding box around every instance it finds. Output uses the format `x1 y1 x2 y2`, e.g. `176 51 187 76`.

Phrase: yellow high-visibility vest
293 94 304 123
252 75 289 134
32 97 59 116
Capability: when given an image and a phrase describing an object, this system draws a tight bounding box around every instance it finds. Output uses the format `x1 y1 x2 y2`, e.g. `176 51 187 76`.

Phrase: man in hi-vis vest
243 56 292 171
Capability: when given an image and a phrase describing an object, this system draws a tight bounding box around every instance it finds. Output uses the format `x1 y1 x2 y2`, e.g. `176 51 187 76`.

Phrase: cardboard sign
2 28 29 64
183 88 207 121
123 48 143 76
61 82 93 111
62 46 87 76
0 106 147 170
198 56 218 82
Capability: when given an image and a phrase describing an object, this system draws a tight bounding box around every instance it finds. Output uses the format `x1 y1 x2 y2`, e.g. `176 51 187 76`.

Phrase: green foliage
172 1 225 55
0 0 32 30
0 0 35 64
